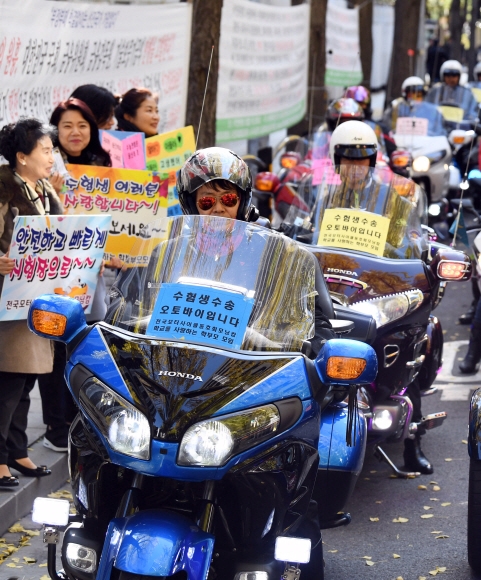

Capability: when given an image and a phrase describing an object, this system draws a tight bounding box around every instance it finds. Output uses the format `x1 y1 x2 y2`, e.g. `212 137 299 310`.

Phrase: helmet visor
178 148 251 195
443 70 461 77
334 143 377 159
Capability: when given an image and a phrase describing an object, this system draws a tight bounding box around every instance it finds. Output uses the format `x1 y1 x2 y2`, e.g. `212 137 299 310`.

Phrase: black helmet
177 147 253 220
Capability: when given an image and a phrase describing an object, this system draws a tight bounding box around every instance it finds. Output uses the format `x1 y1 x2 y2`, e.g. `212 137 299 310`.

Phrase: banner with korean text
63 165 168 265
0 214 110 321
325 0 363 87
216 0 309 141
0 0 192 132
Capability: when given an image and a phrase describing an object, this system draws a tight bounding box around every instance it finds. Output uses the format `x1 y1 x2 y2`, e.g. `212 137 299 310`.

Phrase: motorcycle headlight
79 378 151 460
178 405 280 467
412 156 430 173
349 289 424 328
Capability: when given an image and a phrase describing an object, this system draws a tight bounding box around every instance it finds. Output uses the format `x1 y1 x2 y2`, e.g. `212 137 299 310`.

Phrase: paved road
0 281 478 579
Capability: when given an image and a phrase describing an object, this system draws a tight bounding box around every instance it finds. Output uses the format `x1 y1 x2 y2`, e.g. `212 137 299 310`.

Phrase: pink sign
102 132 123 168
312 158 341 185
100 130 146 170
122 133 146 170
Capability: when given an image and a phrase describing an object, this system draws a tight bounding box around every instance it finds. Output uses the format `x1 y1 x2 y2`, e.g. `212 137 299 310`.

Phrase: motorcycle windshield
105 215 316 352
394 102 447 136
283 165 428 260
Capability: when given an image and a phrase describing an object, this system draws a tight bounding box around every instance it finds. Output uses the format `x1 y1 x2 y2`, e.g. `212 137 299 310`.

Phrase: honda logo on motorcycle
326 268 358 277
158 371 203 381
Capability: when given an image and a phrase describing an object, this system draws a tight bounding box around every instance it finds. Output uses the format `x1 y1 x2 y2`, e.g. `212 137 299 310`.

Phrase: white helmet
440 59 463 80
474 62 481 78
329 120 378 167
401 76 425 98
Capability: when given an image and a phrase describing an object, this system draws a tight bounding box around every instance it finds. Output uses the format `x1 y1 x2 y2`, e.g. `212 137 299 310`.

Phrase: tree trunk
289 0 328 136
359 0 373 88
449 0 464 62
386 0 422 104
185 0 223 149
468 0 479 78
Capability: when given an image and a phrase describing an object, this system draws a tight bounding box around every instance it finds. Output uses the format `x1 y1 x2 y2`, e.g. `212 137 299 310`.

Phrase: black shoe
43 426 68 453
459 304 476 325
403 437 433 475
460 322 481 373
7 459 51 477
0 475 19 488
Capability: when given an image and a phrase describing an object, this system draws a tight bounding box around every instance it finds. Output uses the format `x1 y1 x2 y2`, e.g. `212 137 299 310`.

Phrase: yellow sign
438 105 464 123
63 165 168 265
472 88 481 103
145 126 195 212
145 126 195 173
317 209 390 257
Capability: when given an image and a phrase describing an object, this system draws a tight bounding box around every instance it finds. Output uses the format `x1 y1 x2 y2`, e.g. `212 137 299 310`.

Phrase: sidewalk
0 382 69 536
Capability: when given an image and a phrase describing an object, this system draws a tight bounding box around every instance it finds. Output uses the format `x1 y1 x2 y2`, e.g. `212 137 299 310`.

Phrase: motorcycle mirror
28 294 88 343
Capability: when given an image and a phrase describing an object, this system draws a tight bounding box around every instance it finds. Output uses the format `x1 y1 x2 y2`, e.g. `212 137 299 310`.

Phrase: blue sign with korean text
147 283 254 349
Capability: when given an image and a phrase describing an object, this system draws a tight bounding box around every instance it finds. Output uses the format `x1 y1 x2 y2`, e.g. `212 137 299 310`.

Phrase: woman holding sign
45 99 116 453
0 119 64 486
115 88 160 137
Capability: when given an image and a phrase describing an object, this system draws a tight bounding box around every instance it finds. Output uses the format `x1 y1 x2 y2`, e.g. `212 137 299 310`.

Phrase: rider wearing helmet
333 93 390 163
329 119 378 167
329 120 434 474
382 76 446 136
177 147 256 222
425 59 478 121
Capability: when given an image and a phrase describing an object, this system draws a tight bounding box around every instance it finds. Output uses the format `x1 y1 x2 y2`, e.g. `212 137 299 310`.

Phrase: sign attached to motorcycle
395 117 428 136
318 209 390 257
147 283 254 349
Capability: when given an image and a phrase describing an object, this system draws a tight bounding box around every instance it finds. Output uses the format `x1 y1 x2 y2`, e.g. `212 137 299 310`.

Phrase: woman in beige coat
0 119 63 487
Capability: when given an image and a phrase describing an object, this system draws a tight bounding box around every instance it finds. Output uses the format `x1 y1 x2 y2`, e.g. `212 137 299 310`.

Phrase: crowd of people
0 84 160 488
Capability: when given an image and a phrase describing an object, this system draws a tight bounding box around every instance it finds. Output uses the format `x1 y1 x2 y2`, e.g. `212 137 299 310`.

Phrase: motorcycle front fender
96 509 215 580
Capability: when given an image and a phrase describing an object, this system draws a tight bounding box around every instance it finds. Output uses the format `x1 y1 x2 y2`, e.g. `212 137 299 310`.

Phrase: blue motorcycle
29 215 376 580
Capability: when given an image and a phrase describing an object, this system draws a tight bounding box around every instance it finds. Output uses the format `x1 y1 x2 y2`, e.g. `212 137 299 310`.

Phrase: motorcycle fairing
66 325 135 405
67 324 320 480
312 248 432 304
96 510 214 579
318 404 367 473
314 404 367 523
96 325 313 439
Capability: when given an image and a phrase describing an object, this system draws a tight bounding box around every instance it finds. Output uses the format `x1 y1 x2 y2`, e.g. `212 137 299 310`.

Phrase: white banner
325 0 363 87
0 214 111 321
0 0 192 132
216 0 309 142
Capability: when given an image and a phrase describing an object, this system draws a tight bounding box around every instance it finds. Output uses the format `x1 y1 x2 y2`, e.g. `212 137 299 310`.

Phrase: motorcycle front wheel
468 458 481 573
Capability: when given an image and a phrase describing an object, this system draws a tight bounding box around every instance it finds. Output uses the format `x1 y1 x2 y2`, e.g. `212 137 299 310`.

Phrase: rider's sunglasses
197 193 239 211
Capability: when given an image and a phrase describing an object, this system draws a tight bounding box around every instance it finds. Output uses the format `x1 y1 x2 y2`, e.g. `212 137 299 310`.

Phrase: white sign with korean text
0 214 111 321
0 0 192 132
216 0 309 141
395 117 429 136
325 0 363 87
